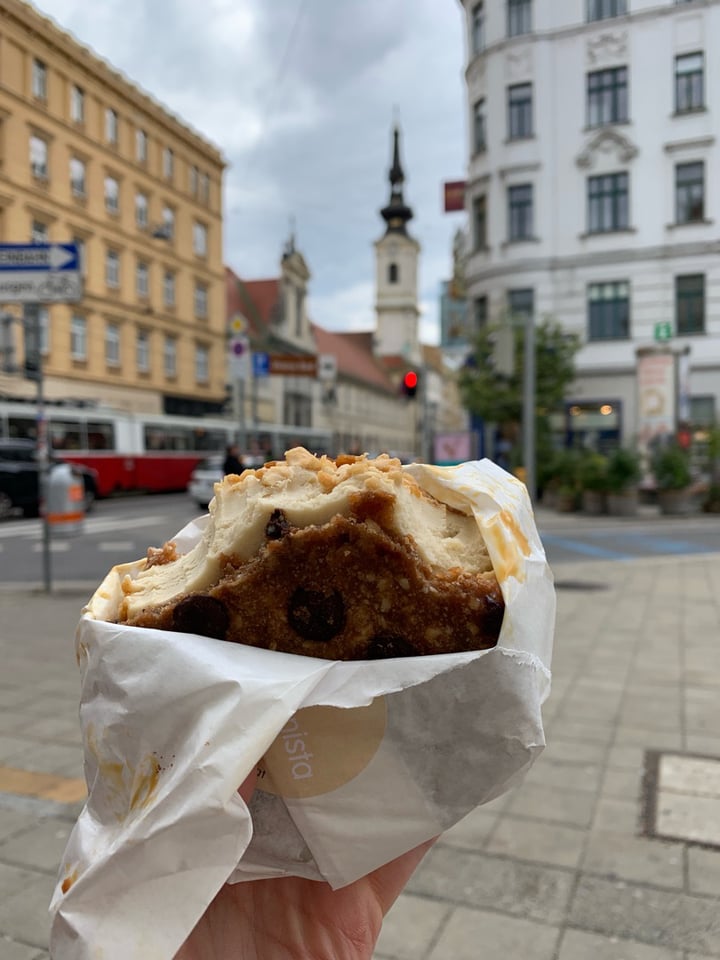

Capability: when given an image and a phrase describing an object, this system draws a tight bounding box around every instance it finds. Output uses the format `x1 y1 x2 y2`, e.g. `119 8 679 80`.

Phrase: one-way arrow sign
0 243 79 272
0 243 82 303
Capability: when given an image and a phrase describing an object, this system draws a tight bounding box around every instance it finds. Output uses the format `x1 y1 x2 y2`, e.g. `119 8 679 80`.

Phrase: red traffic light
402 370 419 398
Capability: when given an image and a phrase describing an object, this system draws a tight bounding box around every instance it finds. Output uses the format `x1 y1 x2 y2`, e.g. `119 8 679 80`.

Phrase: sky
33 0 469 345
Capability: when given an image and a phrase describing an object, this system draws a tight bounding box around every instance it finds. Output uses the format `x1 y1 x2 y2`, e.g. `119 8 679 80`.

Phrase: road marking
0 515 170 539
0 765 86 803
98 541 136 552
31 541 71 552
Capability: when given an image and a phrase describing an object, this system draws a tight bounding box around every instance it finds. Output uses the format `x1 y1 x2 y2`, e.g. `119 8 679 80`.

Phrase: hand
175 772 434 960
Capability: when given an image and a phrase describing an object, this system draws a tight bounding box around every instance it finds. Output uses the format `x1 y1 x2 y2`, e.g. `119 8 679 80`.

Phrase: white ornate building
457 0 720 450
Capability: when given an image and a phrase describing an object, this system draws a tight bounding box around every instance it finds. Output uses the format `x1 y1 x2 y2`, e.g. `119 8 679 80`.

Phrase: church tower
373 125 421 361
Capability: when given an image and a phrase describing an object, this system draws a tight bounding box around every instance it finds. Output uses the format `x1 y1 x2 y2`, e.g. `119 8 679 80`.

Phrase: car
187 454 224 510
0 438 99 520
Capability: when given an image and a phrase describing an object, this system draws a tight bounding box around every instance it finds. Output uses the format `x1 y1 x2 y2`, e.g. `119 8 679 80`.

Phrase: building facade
458 0 720 450
0 0 226 416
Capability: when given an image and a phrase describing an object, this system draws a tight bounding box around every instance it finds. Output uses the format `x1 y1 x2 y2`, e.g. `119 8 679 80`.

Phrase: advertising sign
636 350 676 457
443 180 466 213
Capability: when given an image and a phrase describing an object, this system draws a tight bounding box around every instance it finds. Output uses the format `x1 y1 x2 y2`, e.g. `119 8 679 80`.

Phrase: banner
443 180 466 213
636 350 675 457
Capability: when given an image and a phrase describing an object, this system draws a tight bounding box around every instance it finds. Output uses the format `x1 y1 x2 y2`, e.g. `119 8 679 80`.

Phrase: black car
0 438 98 519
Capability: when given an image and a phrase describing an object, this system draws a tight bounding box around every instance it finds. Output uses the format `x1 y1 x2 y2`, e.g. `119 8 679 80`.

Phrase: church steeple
380 125 414 236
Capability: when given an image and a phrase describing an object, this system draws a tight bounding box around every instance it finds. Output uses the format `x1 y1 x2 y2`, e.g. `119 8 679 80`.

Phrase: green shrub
578 452 609 493
652 443 691 491
605 447 641 493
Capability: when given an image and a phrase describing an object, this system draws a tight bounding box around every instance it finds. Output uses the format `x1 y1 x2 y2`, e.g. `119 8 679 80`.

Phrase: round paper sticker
256 699 387 799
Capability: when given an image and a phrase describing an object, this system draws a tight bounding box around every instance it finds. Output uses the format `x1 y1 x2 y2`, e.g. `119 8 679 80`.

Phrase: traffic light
402 370 419 398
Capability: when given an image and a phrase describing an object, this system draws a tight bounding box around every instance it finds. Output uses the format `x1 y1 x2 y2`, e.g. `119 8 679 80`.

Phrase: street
0 493 719 590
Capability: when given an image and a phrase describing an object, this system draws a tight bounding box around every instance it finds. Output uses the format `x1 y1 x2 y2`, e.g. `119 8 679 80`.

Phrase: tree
458 318 580 461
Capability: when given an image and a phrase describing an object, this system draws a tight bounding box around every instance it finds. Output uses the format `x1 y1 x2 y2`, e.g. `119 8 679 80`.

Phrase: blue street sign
253 352 270 378
0 243 79 272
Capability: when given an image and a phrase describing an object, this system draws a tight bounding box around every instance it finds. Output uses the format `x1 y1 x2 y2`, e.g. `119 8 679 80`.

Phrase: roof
312 325 396 394
225 267 279 338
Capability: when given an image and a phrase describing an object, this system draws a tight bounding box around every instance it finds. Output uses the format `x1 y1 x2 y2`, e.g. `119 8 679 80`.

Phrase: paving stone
486 816 586 869
557 928 682 960
0 872 54 948
524 759 603 793
0 818 73 873
684 736 720 758
0 940 47 960
655 792 720 846
439 807 497 851
0 862 47 902
545 719 616 744
0 810 39 844
606 745 647 771
569 875 720 955
613 728 684 750
374 894 449 960
507 782 597 828
659 755 720 797
2 744 83 779
601 769 644 802
542 738 607 765
427 906 559 960
592 797 643 834
406 845 574 926
687 846 720 896
582 830 684 889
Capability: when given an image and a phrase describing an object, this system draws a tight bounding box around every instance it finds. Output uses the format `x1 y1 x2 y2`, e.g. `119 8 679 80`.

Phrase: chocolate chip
265 509 291 540
366 635 418 659
172 595 229 641
288 588 345 643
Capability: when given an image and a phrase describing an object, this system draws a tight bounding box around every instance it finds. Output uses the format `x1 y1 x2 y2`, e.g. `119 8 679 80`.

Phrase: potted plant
702 427 720 514
652 443 693 515
548 449 582 512
578 452 609 515
605 446 641 516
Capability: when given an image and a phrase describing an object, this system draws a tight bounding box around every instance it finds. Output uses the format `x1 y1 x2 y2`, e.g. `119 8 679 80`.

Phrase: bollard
46 462 85 536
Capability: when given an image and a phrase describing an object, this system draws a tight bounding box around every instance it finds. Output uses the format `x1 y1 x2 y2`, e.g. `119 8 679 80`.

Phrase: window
588 171 629 233
676 275 705 335
136 260 149 298
31 220 48 243
135 192 148 229
195 344 209 384
508 83 533 140
473 194 487 249
508 184 533 241
194 281 208 319
473 296 488 330
193 221 208 256
70 85 84 123
29 135 48 180
163 147 174 180
471 3 485 55
587 0 626 21
70 315 86 360
163 270 176 307
675 53 704 113
70 157 86 197
106 249 120 289
200 172 210 204
587 67 628 126
473 99 486 153
32 59 47 101
190 165 199 196
72 236 86 277
136 128 147 163
508 288 534 324
137 330 150 372
105 108 118 145
104 176 120 214
162 205 175 240
588 281 630 340
507 0 532 37
164 336 177 377
388 262 399 284
675 161 704 223
105 323 120 367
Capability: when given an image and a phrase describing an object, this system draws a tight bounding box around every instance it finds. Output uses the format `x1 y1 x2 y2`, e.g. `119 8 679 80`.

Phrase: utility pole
23 303 52 592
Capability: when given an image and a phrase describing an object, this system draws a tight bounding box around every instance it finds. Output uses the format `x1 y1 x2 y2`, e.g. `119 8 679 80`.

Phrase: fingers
367 837 438 916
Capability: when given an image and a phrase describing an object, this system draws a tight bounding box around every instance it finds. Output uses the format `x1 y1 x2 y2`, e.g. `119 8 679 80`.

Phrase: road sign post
0 243 83 593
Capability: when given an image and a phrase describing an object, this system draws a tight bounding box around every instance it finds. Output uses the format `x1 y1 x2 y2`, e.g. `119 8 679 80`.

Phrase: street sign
229 336 250 379
0 243 82 303
269 354 317 377
654 321 672 342
252 352 270 378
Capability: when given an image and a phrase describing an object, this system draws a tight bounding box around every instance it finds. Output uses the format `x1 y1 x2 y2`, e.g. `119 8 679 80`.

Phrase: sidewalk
1 553 719 958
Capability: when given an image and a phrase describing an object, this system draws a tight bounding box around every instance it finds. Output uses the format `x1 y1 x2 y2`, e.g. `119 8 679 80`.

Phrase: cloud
33 0 466 343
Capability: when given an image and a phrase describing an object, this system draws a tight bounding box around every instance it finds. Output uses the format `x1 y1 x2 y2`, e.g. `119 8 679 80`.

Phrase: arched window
388 262 399 284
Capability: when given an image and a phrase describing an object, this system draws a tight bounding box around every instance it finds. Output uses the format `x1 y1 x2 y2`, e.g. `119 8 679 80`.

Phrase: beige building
0 0 226 415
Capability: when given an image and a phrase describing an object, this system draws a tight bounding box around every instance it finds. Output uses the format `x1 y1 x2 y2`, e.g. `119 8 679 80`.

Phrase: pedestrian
222 444 245 475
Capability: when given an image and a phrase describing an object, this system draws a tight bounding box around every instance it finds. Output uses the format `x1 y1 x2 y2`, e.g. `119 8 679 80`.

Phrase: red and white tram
0 400 333 498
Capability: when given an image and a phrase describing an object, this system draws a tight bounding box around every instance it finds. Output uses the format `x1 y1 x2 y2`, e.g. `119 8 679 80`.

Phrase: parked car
187 454 224 510
0 438 98 519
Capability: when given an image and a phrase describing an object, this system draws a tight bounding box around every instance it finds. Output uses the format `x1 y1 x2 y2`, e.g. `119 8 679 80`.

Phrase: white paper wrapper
49 459 554 960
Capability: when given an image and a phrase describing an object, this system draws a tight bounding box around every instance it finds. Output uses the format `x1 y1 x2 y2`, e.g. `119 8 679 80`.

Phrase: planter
657 488 694 516
581 490 605 515
555 491 577 513
607 489 638 517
